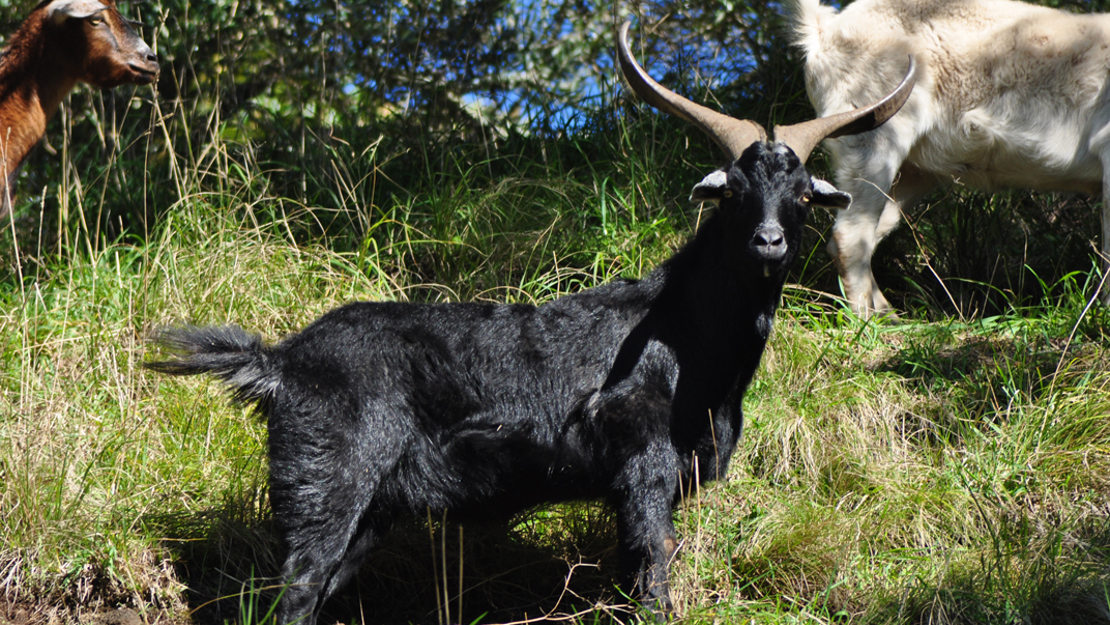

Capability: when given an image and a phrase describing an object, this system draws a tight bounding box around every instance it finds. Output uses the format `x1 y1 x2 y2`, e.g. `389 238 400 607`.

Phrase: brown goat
0 0 158 218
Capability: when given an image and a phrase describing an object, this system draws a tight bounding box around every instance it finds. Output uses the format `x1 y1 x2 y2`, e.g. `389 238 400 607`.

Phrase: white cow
790 0 1110 316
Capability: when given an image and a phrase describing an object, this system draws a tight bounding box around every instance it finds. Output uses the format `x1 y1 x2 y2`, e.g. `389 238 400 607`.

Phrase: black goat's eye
722 190 733 198
800 193 812 204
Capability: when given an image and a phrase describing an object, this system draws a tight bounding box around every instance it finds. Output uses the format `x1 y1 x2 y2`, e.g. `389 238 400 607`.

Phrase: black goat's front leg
613 442 682 617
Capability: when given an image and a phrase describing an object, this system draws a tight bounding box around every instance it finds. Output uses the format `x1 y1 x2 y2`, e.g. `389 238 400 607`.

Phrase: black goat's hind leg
275 528 348 625
275 506 384 625
269 442 389 625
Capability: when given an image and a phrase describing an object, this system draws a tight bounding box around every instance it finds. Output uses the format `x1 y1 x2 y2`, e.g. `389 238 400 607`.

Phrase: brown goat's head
43 0 159 88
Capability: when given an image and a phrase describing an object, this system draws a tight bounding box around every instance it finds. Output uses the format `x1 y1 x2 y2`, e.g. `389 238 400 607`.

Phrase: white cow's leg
830 167 934 316
828 179 894 316
826 121 924 318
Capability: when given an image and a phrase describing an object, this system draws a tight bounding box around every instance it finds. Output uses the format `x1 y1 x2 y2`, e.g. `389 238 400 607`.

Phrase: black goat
146 24 915 625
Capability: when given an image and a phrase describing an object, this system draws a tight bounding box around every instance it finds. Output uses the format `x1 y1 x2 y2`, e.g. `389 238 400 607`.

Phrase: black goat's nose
752 226 786 260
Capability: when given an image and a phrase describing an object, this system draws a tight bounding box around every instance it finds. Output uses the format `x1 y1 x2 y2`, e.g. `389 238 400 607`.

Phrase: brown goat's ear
47 0 108 25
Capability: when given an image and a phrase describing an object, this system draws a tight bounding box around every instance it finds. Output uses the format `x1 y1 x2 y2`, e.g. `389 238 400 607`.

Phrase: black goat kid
147 25 915 625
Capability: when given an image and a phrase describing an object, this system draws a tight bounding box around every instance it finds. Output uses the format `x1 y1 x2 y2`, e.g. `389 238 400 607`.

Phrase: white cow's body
791 0 1110 315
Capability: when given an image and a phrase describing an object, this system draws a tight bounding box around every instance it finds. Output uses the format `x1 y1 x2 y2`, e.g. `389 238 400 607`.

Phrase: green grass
3 92 1110 625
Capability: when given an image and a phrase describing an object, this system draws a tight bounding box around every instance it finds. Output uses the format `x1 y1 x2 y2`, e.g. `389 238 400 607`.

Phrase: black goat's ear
810 178 851 210
690 170 730 204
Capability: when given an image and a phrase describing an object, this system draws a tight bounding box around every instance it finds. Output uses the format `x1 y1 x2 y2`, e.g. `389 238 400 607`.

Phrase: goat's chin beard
763 264 785 278
761 262 792 280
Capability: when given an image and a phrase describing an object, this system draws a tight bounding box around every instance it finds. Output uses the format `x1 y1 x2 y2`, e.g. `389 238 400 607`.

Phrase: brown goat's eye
88 17 103 25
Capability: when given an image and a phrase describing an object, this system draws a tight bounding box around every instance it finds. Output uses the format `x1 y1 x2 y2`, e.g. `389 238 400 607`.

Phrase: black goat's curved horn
773 55 917 164
616 22 766 161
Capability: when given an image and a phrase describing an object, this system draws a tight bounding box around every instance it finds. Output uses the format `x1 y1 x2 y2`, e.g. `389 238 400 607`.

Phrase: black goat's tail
145 325 280 408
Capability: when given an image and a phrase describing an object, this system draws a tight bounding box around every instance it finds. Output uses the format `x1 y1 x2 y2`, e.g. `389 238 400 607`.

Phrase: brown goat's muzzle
127 59 158 84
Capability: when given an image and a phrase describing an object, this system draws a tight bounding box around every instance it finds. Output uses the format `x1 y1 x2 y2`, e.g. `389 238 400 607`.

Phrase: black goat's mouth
751 247 788 268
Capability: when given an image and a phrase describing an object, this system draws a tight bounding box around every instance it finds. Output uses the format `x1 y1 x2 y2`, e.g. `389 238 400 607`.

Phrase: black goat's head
616 22 914 279
690 142 850 278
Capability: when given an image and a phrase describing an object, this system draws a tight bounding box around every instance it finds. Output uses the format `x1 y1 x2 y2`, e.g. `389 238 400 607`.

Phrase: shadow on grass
872 562 1110 625
152 497 632 625
880 334 1062 390
866 499 1110 625
874 330 1108 439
